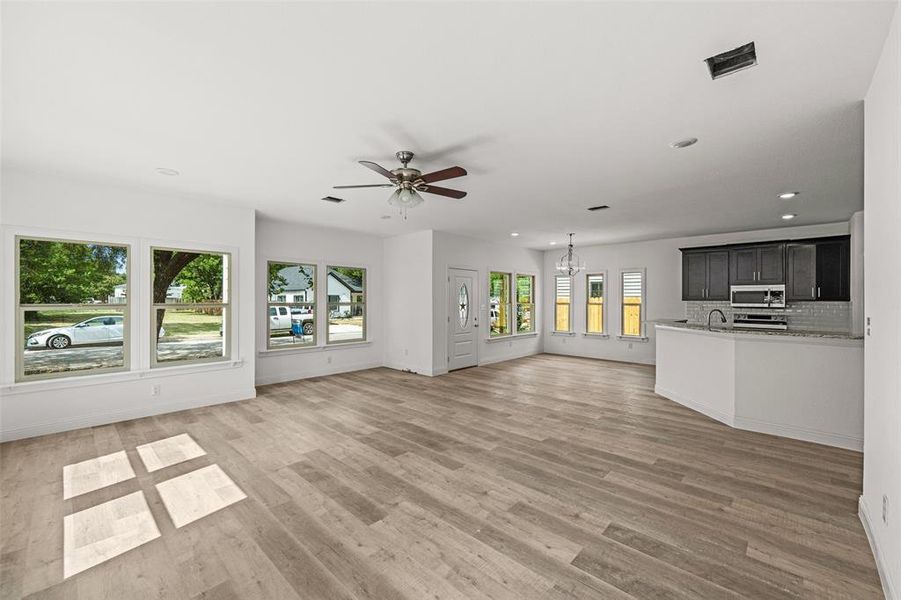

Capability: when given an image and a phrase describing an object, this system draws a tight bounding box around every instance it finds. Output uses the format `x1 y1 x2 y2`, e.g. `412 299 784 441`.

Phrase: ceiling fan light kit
334 150 468 220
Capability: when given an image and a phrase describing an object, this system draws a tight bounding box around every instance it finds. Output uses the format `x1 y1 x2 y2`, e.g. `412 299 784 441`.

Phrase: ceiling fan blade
358 160 397 180
333 184 396 189
418 166 467 184
419 185 467 199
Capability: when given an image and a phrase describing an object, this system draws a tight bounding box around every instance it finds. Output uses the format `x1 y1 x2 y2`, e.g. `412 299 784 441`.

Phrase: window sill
486 332 538 343
2 359 245 395
257 340 372 357
582 333 610 338
617 335 650 342
551 331 576 337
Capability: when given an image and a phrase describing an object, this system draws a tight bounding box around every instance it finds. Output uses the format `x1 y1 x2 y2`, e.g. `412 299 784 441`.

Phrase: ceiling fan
334 150 467 218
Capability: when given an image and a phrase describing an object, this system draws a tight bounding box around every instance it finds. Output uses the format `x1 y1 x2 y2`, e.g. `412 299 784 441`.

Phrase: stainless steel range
732 313 788 330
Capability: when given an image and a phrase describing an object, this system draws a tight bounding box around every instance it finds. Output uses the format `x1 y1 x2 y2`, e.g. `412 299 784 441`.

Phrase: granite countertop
654 320 864 340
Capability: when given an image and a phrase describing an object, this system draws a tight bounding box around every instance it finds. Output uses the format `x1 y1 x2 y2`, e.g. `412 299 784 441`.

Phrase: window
17 237 129 381
621 269 645 338
515 274 535 334
152 248 230 366
267 261 316 349
554 276 572 332
327 266 365 344
489 271 512 337
586 273 606 334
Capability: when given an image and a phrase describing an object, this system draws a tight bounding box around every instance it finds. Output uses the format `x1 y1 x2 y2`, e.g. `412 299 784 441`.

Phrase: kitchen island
655 322 864 450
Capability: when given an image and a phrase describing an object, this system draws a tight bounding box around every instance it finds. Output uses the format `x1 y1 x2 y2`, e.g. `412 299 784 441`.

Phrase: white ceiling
2 1 895 248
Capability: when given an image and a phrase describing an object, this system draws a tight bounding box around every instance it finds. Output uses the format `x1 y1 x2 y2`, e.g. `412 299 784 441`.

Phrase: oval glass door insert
459 283 469 328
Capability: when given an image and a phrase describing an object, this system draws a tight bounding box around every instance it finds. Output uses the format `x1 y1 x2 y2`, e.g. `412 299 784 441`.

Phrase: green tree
176 254 224 302
19 241 126 320
152 250 204 339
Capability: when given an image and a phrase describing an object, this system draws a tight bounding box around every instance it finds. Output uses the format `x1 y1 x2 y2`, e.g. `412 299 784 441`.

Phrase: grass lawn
158 309 222 339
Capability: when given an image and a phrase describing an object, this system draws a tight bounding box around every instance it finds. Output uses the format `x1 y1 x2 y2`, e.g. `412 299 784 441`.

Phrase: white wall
254 218 384 385
862 4 901 598
0 169 257 441
543 222 852 365
384 230 434 375
432 231 544 374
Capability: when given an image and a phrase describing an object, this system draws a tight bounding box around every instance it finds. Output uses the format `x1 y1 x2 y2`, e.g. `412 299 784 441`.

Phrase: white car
26 315 154 350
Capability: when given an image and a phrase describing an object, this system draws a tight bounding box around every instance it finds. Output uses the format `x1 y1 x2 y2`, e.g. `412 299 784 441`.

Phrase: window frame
150 246 232 368
619 268 647 339
488 271 513 338
326 265 367 345
585 271 608 336
514 272 537 335
266 261 317 351
554 275 573 333
15 235 131 383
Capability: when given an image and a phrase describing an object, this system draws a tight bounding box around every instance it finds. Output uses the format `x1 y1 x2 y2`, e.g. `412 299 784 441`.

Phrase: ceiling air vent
705 42 757 80
321 196 345 203
587 205 610 211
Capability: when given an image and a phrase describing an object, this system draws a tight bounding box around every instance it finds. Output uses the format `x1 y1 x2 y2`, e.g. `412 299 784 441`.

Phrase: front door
448 268 479 371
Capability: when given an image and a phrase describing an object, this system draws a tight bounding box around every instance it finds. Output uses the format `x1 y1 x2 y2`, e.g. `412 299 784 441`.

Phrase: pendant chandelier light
555 233 586 276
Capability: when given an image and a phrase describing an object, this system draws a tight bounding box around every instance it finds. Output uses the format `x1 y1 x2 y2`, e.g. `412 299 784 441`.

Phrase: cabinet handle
811 287 815 298
817 287 821 298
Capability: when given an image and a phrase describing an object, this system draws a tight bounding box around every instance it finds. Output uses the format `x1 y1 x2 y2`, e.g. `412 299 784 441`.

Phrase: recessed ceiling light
782 213 797 220
549 241 558 245
380 215 391 220
510 232 520 237
155 168 179 176
670 137 698 149
779 192 799 199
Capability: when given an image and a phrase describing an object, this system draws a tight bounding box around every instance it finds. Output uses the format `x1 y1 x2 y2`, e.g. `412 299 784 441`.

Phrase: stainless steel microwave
730 284 786 308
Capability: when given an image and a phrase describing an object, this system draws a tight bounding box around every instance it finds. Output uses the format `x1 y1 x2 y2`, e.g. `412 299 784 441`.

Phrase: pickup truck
269 306 314 336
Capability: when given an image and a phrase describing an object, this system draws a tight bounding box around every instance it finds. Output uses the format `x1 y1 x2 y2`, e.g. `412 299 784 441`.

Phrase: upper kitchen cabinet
786 243 817 300
815 237 850 301
784 237 850 301
682 250 730 300
730 243 784 285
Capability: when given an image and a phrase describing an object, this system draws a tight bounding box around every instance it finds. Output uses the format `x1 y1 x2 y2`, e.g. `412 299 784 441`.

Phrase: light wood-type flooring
0 354 883 599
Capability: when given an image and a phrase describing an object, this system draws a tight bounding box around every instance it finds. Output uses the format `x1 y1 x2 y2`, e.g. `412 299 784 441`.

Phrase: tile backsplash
684 301 851 333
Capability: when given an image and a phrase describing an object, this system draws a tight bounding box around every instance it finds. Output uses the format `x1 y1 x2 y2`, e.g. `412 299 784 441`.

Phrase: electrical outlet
628 342 633 350
404 348 408 356
883 494 889 524
327 355 332 364
151 384 161 397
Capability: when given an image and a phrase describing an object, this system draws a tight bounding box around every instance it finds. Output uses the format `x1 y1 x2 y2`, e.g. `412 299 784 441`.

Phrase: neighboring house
327 270 363 306
268 265 315 303
268 266 362 311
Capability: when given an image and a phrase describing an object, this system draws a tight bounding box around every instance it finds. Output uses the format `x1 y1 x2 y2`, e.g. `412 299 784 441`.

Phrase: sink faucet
707 309 727 329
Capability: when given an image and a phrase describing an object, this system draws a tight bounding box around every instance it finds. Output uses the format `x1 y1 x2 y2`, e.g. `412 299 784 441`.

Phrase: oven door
730 287 771 307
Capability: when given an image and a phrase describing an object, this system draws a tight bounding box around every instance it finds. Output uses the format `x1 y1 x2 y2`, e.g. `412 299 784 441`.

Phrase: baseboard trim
0 387 258 443
860 496 897 600
654 385 863 451
654 385 734 426
733 415 863 452
255 361 383 386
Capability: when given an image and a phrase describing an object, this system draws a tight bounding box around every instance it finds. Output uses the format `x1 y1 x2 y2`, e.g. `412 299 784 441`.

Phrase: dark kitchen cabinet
786 243 817 301
729 244 784 285
682 250 730 300
785 237 850 301
815 238 850 301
